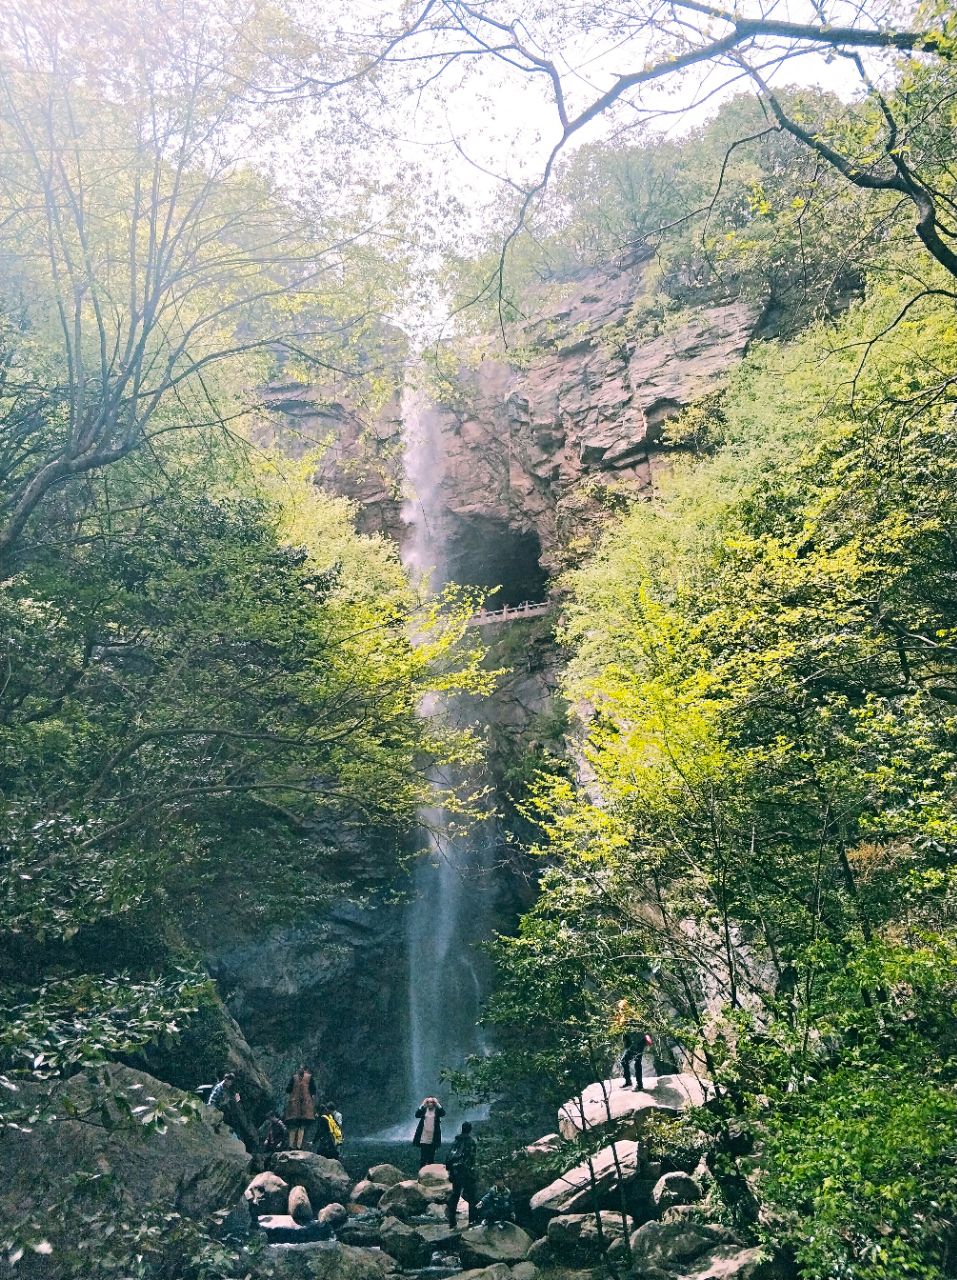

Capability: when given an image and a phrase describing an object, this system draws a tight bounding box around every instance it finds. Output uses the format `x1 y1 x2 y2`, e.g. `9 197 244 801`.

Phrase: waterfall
400 382 496 1110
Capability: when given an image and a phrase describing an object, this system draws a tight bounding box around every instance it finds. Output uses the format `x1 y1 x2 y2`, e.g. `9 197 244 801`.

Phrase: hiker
621 1028 655 1090
476 1176 515 1227
285 1065 318 1150
445 1121 478 1226
258 1111 288 1154
412 1095 445 1168
612 999 655 1090
207 1071 235 1113
208 1072 259 1152
315 1102 342 1157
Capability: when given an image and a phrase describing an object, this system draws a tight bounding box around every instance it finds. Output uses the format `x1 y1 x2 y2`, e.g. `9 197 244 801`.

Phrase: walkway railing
468 600 551 627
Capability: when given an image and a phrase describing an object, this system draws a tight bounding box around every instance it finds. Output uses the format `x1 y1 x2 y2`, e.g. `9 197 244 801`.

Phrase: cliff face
256 255 757 577
424 256 758 572
213 257 759 1132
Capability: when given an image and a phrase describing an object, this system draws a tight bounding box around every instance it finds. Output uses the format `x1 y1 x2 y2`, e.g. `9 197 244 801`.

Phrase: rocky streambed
0 1066 787 1280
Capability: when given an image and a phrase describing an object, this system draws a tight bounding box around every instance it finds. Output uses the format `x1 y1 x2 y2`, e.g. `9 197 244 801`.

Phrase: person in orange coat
284 1065 317 1149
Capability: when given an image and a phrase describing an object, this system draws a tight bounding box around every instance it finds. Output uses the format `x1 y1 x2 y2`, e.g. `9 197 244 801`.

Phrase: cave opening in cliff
446 517 548 609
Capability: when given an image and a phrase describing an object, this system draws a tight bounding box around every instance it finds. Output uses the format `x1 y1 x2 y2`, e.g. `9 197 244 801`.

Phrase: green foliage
468 266 957 1273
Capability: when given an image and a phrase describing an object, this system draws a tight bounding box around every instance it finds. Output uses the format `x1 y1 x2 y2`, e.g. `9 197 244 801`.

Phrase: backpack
446 1135 469 1174
326 1113 342 1145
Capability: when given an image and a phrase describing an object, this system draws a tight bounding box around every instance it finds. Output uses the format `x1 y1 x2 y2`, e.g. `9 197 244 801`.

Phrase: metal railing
468 600 551 627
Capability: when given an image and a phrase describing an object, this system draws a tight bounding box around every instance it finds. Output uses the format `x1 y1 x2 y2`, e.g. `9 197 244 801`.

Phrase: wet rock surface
272 1152 352 1209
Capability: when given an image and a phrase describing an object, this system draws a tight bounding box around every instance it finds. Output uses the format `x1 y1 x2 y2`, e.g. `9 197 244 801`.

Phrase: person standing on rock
285 1065 318 1150
612 999 655 1090
445 1120 478 1226
412 1094 445 1168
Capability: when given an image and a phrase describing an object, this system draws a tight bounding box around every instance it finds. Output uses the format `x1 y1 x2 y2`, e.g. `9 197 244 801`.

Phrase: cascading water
400 382 496 1111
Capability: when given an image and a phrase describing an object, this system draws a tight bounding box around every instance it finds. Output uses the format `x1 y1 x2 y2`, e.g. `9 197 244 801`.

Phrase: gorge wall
208 252 761 1132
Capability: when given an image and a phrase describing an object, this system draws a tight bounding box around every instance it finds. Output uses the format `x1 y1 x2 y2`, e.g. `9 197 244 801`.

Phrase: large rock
245 1171 290 1215
351 1178 384 1207
630 1220 738 1271
289 1185 315 1224
378 1178 429 1219
265 1241 398 1279
272 1151 352 1208
419 1162 453 1200
0 1066 250 1232
319 1202 349 1229
130 987 274 1121
458 1223 534 1267
368 1162 406 1187
686 1246 785 1280
456 1266 513 1280
338 1208 385 1248
558 1074 711 1139
379 1214 460 1267
509 1132 569 1207
546 1211 633 1266
652 1171 702 1214
530 1140 643 1216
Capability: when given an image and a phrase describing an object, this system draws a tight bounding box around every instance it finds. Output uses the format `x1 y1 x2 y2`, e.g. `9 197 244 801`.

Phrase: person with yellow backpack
315 1102 342 1157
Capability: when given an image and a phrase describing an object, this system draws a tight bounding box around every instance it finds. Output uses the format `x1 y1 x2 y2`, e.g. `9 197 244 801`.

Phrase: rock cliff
211 255 758 1133
422 255 756 571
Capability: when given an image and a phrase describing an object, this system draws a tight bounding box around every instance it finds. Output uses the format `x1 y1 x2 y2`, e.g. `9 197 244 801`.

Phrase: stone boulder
630 1219 737 1271
264 1241 398 1279
319 1201 349 1228
558 1074 711 1139
272 1151 351 1208
652 1171 702 1214
525 1133 562 1158
686 1246 785 1280
378 1214 460 1268
378 1178 429 1220
418 1162 453 1201
456 1266 513 1280
289 1184 315 1224
245 1171 289 1216
368 1162 405 1187
530 1140 643 1217
509 1132 570 1209
352 1178 385 1207
457 1223 534 1268
338 1208 385 1248
526 1236 554 1268
511 1263 539 1280
0 1066 250 1232
546 1211 633 1266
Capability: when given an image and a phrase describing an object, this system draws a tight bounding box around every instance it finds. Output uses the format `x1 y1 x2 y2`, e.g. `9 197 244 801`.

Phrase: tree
0 0 408 562
362 0 957 303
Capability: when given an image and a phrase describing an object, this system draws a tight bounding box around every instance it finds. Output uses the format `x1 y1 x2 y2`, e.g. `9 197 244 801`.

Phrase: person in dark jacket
285 1065 318 1150
258 1112 288 1154
412 1095 445 1168
621 1029 655 1090
445 1121 478 1225
476 1177 515 1227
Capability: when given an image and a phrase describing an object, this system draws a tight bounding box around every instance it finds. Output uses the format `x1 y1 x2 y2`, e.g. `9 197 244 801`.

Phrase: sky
320 0 881 224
